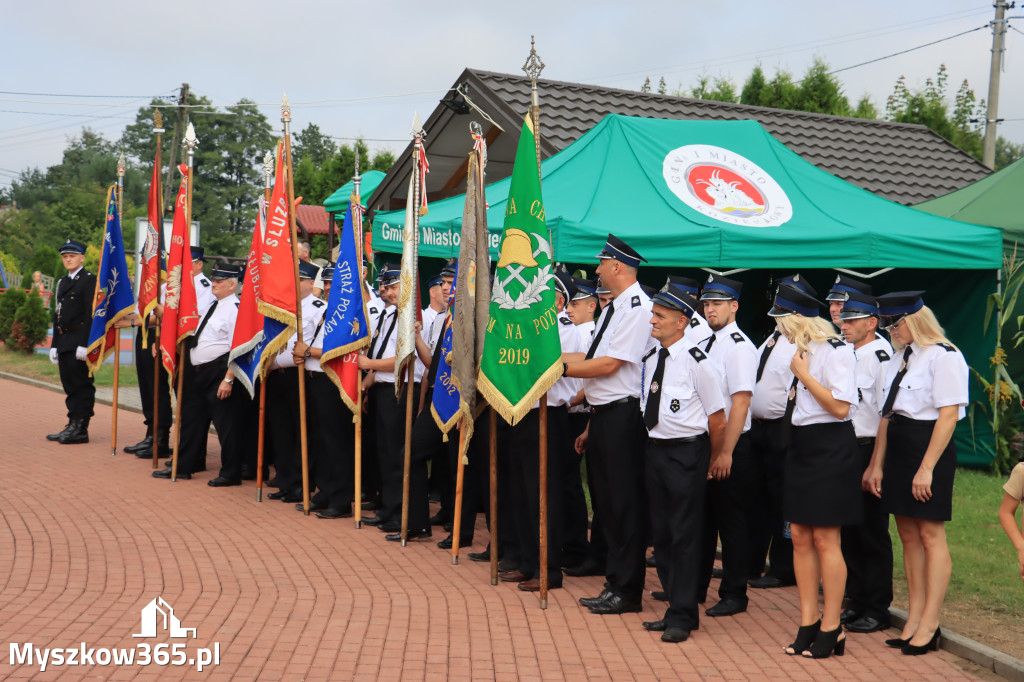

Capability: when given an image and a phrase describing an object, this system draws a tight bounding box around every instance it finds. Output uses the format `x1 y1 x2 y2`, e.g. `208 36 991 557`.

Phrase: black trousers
266 368 301 493
370 382 419 523
57 350 95 419
747 418 795 581
453 411 501 546
306 371 355 509
647 436 711 631
508 405 567 583
700 432 755 603
561 411 591 567
405 387 448 529
179 356 243 476
841 441 894 620
587 398 648 601
134 325 171 431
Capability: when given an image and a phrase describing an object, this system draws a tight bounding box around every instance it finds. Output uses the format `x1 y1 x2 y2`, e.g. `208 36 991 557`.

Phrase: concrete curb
889 607 1024 681
0 371 144 415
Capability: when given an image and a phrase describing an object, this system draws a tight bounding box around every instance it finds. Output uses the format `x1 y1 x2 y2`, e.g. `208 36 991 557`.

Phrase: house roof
295 204 333 236
367 68 991 214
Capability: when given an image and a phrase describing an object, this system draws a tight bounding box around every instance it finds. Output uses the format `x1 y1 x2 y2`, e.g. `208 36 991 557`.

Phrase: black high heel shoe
885 635 912 649
784 619 820 655
902 628 941 656
802 626 846 659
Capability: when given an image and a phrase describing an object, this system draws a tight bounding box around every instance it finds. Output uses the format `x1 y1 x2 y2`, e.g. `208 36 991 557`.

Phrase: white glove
49 348 59 364
75 346 87 361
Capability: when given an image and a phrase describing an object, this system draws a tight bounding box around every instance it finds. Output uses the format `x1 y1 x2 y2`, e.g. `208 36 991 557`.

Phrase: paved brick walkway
0 377 984 680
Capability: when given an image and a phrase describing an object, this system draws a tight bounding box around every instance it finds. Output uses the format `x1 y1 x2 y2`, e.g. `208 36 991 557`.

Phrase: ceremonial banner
431 262 459 435
85 186 134 372
478 114 562 425
159 165 198 376
228 195 268 397
321 201 371 412
137 144 164 346
256 142 296 362
393 172 419 395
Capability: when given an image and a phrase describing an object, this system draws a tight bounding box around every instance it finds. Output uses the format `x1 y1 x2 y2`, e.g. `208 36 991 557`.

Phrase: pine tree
0 287 28 342
8 292 49 353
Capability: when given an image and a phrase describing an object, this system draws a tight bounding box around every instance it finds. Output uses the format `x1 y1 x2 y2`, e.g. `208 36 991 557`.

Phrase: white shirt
304 305 329 372
428 310 446 353
190 294 239 365
582 281 653 405
751 329 797 420
364 282 384 325
272 293 324 369
791 338 859 426
880 341 969 421
575 319 596 343
416 306 443 383
544 311 583 408
194 272 215 317
370 305 399 384
641 335 727 439
703 320 758 433
686 311 714 347
852 337 893 438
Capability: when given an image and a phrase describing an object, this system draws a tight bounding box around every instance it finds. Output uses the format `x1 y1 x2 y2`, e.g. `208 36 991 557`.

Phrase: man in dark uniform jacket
47 239 97 445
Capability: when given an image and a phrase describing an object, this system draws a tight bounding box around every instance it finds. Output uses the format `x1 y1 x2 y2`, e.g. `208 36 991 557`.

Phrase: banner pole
152 112 164 470
353 160 364 528
110 154 126 456
172 124 198 483
255 151 274 502
282 95 311 515
489 407 498 585
451 419 467 565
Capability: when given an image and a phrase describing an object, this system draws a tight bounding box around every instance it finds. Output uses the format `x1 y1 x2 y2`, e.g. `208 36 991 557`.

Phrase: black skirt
882 415 956 521
784 421 863 527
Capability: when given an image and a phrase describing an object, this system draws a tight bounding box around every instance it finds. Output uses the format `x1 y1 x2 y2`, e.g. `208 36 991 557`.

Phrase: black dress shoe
705 598 747 617
839 608 862 625
386 527 432 541
240 470 257 481
661 627 690 643
645 555 656 568
378 521 402 533
208 477 241 487
295 502 328 512
267 490 289 500
642 619 667 632
845 616 890 634
712 566 725 580
563 557 604 577
749 574 795 589
266 477 281 488
315 507 354 519
429 512 449 526
361 515 387 526
651 591 668 602
361 499 382 511
588 594 642 614
47 422 73 441
280 492 303 503
496 558 519 573
436 535 472 550
443 521 453 533
124 434 152 454
468 550 491 562
579 590 613 608
153 468 191 479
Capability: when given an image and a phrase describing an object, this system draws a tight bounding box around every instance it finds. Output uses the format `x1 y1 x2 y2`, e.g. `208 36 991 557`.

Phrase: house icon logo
133 597 197 638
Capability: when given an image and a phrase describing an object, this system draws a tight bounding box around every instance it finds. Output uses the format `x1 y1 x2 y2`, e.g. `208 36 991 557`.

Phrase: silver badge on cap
707 274 714 282
835 275 841 284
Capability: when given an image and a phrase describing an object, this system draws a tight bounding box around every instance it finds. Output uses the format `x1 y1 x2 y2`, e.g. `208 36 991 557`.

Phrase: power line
0 89 174 99
0 89 447 109
829 24 990 75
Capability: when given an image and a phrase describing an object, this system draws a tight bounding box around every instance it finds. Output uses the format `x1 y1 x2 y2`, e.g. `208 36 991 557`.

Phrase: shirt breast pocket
661 385 694 415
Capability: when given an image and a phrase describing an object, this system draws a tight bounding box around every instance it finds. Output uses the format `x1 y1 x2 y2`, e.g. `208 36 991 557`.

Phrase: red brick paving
0 378 982 680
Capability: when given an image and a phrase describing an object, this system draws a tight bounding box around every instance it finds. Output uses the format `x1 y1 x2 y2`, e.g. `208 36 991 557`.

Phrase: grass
890 467 1024 658
0 345 139 388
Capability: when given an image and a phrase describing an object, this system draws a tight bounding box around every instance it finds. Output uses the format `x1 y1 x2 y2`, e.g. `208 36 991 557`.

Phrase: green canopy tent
373 114 1002 465
915 156 1024 255
324 169 387 214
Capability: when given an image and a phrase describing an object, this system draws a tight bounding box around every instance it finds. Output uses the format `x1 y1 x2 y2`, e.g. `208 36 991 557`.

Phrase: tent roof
371 115 1001 270
324 170 386 213
915 156 1024 248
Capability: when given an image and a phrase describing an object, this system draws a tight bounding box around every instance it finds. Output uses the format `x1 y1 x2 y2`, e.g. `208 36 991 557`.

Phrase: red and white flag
159 165 198 377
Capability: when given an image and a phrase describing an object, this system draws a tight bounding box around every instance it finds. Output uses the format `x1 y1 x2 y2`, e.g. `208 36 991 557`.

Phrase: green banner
478 114 564 425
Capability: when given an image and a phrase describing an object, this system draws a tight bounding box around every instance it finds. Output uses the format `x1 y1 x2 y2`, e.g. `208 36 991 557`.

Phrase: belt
888 413 935 426
648 433 708 446
752 416 785 424
857 437 876 447
194 353 229 369
305 369 327 378
590 397 638 414
56 321 85 335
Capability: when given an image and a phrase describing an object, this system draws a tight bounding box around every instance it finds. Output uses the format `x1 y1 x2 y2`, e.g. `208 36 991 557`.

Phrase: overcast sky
1 0 1021 191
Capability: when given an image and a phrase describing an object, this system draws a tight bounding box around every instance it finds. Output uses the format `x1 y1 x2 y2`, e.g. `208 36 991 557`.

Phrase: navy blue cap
426 274 443 288
298 260 320 279
838 291 879 320
651 282 698 317
59 238 86 255
596 278 610 295
441 258 457 277
778 273 817 298
666 275 700 297
876 291 925 319
827 274 871 301
640 283 658 298
769 284 821 318
595 233 646 268
376 262 401 284
553 264 577 301
320 265 334 282
210 262 241 280
572 277 597 300
190 246 205 262
700 273 742 301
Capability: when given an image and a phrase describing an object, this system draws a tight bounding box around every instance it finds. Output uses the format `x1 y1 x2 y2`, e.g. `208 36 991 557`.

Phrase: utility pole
983 1 1011 169
163 83 189 213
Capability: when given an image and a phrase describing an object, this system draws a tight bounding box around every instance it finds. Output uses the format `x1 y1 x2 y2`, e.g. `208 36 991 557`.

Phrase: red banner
255 142 296 359
138 147 164 345
159 165 198 376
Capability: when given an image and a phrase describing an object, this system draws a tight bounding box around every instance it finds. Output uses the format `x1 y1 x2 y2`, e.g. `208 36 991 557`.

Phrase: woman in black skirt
867 292 968 655
770 284 861 659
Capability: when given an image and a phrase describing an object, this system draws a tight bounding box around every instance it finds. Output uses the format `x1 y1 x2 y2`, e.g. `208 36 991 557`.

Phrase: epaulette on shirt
642 348 658 363
875 349 890 362
631 295 641 308
688 347 707 362
937 342 956 352
235 301 239 308
559 316 573 325
827 337 845 348
730 332 744 343
369 306 379 316
312 299 325 308
199 278 210 287
690 317 699 327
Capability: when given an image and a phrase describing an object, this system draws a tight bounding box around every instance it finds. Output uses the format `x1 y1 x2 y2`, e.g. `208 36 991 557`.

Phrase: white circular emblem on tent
663 144 793 227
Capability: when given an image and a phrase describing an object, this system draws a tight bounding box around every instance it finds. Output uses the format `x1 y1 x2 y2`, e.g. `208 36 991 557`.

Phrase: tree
687 75 739 103
293 124 337 167
886 65 984 162
740 65 768 106
995 137 1024 171
795 58 850 115
7 293 49 353
852 95 880 120
0 287 27 341
640 77 651 93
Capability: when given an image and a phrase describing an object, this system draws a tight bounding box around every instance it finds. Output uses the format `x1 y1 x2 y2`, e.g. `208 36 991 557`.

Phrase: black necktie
188 300 218 348
784 375 799 422
881 346 913 418
375 312 397 360
585 301 615 360
367 310 388 357
704 333 717 353
643 347 669 431
425 315 450 387
756 330 781 382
